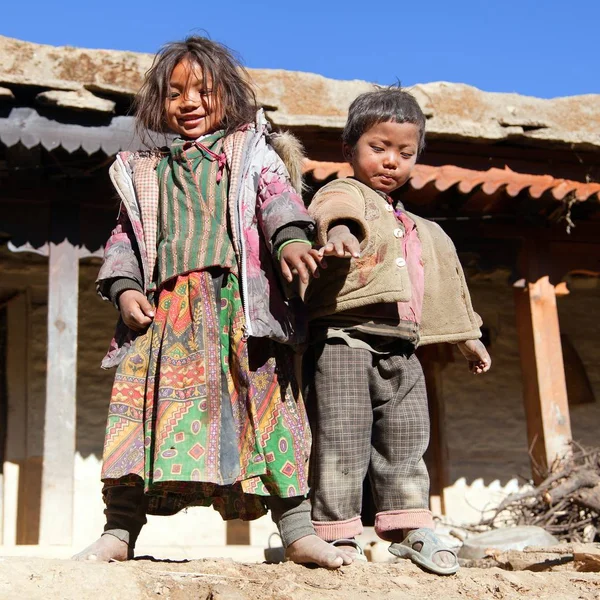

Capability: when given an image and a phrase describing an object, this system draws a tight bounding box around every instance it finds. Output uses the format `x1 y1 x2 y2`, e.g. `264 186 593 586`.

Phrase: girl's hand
279 242 324 284
456 339 492 374
118 290 155 331
319 224 361 259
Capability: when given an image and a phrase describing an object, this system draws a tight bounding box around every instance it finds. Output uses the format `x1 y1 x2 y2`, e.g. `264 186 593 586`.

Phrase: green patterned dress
101 132 311 520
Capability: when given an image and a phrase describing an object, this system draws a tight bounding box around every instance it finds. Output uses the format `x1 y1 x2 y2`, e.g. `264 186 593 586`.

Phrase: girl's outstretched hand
118 289 155 331
456 339 492 374
319 224 361 259
279 242 324 284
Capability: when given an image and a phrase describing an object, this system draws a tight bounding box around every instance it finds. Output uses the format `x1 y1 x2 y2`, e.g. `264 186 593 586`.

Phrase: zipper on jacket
236 130 262 340
110 155 150 292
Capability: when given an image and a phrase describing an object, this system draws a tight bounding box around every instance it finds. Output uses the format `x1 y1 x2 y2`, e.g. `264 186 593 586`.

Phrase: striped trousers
304 341 434 542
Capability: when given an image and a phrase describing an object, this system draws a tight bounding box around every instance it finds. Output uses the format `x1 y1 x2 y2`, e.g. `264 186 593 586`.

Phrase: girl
75 36 351 569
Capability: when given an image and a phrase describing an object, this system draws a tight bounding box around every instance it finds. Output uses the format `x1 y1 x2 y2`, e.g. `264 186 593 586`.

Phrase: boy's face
344 121 420 194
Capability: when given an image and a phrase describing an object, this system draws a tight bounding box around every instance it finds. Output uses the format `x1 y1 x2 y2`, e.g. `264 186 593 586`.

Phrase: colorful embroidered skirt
101 270 310 520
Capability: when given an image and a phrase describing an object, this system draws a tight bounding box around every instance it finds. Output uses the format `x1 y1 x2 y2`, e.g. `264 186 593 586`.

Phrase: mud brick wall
2 249 598 516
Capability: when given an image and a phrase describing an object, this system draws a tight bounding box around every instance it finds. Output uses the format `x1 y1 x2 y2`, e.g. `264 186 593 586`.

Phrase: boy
303 88 491 575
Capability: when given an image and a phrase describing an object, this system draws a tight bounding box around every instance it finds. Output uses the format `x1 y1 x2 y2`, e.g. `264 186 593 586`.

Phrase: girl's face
166 58 224 138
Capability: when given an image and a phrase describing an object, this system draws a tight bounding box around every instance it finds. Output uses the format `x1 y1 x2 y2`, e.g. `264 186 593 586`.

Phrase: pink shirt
393 205 424 325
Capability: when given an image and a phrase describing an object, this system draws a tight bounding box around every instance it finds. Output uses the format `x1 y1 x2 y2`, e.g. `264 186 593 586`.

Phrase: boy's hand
319 224 361 258
456 339 491 374
279 242 324 284
118 290 155 331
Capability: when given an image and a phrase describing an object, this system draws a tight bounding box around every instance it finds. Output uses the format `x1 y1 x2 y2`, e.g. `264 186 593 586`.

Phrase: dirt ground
1 556 600 600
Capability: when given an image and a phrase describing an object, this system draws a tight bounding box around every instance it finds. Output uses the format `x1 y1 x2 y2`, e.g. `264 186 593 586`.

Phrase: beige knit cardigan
306 178 482 345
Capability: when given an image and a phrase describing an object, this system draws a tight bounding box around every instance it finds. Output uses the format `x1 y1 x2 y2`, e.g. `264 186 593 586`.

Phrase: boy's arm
456 339 492 374
318 223 361 258
308 180 368 247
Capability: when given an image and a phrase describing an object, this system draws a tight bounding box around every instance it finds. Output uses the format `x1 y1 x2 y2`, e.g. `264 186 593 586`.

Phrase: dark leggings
103 484 313 549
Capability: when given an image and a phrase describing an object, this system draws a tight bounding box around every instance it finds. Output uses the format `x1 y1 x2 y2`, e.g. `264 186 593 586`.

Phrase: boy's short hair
342 87 426 154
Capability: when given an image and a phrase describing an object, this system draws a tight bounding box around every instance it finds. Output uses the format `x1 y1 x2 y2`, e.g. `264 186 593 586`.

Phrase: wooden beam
17 457 42 544
441 220 600 247
226 520 251 545
6 240 103 260
3 293 31 545
514 276 572 483
0 304 6 544
38 240 79 545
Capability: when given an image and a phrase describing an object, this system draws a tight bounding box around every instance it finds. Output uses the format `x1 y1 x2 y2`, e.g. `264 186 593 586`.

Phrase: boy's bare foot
285 534 355 568
72 534 131 562
413 541 456 569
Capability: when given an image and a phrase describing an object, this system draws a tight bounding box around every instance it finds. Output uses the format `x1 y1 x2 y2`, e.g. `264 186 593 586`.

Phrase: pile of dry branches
478 444 600 543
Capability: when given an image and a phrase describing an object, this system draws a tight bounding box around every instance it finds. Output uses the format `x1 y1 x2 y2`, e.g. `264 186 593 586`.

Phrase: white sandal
331 538 368 562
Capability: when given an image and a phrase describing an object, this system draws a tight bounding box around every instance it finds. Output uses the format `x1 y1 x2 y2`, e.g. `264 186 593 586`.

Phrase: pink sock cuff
375 509 434 541
312 516 363 542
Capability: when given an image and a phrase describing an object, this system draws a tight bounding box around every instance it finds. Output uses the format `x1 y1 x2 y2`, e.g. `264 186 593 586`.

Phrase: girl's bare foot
330 539 367 561
72 534 131 562
285 534 355 568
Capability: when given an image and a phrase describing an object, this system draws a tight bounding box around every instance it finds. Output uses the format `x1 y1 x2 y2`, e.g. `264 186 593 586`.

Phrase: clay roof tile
303 160 600 204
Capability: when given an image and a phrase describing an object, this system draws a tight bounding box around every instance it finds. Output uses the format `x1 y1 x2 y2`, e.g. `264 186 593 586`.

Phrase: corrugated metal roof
2 35 600 150
2 108 598 205
303 160 600 203
0 107 145 155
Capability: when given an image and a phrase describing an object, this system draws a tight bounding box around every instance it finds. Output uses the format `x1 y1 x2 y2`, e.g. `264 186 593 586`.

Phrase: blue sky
3 0 598 99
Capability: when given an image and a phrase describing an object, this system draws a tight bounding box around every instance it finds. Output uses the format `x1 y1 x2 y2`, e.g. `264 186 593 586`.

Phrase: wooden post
8 233 100 546
3 294 28 545
38 240 79 545
4 292 41 545
226 520 251 545
0 304 6 545
514 275 572 483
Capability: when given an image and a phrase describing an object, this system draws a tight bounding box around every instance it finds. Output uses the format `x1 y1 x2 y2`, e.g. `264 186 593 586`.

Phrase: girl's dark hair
342 86 426 154
134 35 258 140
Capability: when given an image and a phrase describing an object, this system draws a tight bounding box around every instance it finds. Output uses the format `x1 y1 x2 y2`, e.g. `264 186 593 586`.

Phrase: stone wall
1 250 599 540
443 271 600 487
0 253 278 551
